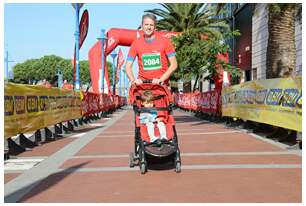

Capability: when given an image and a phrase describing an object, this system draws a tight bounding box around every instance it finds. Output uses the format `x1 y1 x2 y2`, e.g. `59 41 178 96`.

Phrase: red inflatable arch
88 28 177 94
88 28 227 94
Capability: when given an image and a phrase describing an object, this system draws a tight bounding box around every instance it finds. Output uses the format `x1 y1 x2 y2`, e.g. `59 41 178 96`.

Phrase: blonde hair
142 13 157 25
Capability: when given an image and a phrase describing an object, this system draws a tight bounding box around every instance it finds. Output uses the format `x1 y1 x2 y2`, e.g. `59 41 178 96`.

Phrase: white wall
295 20 302 75
252 4 268 79
252 3 302 79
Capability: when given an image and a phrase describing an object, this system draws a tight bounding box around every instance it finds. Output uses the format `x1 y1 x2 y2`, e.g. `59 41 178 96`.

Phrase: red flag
72 9 89 88
116 48 124 81
79 9 89 49
88 41 111 94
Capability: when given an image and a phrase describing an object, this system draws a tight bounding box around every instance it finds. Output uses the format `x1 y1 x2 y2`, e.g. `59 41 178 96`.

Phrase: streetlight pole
119 69 122 96
4 49 14 81
123 69 127 97
110 50 117 95
97 29 106 93
5 50 8 81
74 3 81 91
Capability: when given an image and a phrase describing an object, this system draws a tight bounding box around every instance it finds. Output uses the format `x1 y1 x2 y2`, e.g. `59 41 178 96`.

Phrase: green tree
107 61 114 86
172 29 240 91
80 60 90 85
266 3 301 78
57 58 73 83
13 59 38 84
12 54 116 90
12 55 92 86
146 3 229 37
146 3 240 91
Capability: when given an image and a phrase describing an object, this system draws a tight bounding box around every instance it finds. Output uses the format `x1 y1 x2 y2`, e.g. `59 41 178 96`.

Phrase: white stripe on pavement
96 130 241 138
102 128 223 134
71 151 299 159
56 164 301 173
69 133 87 138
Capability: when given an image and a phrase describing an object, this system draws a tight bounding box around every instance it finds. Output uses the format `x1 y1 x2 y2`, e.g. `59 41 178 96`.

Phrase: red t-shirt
127 34 176 83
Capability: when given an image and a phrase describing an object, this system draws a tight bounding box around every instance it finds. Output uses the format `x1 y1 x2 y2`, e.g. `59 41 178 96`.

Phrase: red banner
117 48 124 69
88 41 111 94
72 9 89 85
173 90 222 115
116 48 124 81
89 28 178 94
81 92 127 116
79 9 89 49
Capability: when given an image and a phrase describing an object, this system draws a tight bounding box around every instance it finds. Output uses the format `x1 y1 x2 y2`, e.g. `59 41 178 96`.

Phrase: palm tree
145 3 232 91
266 3 301 78
146 3 229 38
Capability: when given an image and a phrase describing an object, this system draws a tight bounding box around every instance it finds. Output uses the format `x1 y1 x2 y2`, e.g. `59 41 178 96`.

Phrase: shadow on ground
174 115 210 124
146 154 176 171
5 162 90 203
72 126 104 133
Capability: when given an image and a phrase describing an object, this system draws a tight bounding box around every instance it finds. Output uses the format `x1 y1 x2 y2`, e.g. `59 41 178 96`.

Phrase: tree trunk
192 74 199 92
266 5 296 79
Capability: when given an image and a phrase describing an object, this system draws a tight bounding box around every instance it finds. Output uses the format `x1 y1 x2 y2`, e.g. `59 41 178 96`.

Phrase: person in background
62 79 73 90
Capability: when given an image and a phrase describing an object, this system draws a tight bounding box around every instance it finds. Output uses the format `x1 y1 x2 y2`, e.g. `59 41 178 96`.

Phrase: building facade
228 3 302 81
182 3 302 92
251 3 302 80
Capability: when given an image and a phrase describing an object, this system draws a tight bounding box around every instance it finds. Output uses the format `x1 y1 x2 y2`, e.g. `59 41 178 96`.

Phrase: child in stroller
139 90 168 143
129 80 181 174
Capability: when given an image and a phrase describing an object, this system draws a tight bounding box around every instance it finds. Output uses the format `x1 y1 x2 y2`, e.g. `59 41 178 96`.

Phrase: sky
4 3 164 80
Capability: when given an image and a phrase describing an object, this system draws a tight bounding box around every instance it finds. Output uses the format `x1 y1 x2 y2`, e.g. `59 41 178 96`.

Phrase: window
252 68 257 80
245 70 251 81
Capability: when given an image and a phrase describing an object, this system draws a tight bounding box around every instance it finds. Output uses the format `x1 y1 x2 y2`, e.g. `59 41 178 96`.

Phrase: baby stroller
129 80 181 174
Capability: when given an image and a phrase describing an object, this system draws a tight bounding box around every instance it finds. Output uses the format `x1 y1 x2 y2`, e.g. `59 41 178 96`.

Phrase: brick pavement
4 108 302 203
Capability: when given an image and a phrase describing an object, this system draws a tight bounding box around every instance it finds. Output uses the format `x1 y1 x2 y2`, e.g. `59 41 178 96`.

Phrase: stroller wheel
140 162 147 174
175 161 181 173
129 152 135 168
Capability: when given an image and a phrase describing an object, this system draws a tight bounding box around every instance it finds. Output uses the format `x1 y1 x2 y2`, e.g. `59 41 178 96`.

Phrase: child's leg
146 122 158 142
157 122 167 140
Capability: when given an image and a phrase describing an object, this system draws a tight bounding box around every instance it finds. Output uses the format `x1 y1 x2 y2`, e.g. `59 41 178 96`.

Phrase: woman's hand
152 78 162 85
131 79 143 85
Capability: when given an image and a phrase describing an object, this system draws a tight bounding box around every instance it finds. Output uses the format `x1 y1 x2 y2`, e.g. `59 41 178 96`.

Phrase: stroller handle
142 79 152 84
142 79 163 85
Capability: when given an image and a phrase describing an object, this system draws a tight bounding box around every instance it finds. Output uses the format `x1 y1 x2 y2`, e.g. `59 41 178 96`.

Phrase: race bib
142 53 161 70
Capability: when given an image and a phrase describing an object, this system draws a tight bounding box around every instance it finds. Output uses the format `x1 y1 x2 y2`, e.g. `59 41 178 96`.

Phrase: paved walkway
4 107 302 203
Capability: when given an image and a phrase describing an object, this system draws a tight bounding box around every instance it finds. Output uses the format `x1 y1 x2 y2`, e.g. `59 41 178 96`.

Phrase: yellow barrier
222 77 302 132
4 83 82 139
